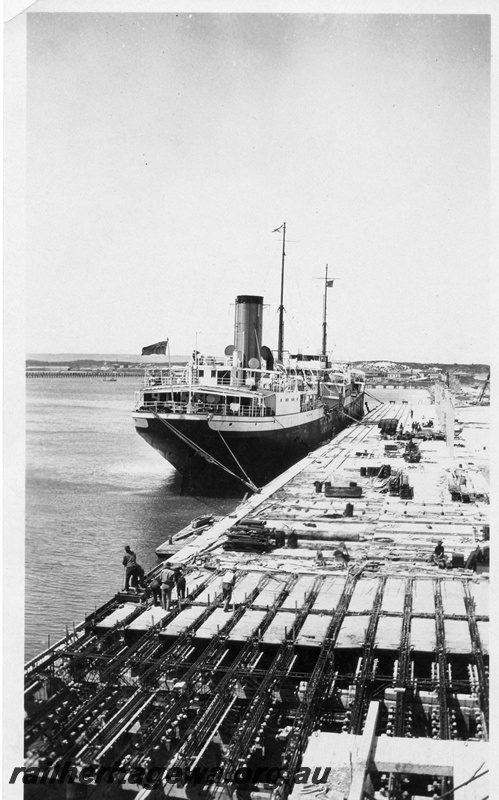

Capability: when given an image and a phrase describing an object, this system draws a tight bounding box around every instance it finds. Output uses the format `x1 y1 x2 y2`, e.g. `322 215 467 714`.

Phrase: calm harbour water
25 377 236 660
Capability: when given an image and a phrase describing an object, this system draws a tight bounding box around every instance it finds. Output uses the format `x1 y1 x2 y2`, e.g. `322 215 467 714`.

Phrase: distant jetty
26 370 140 378
26 358 189 378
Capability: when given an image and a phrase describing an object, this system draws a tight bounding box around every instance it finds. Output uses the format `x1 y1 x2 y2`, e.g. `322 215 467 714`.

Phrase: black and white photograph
3 2 494 799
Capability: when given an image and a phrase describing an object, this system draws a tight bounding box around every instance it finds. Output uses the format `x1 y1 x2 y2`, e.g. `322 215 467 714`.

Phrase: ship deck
24 395 489 800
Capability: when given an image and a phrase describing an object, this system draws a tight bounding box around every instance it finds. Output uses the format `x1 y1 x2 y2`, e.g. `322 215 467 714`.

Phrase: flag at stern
141 340 168 356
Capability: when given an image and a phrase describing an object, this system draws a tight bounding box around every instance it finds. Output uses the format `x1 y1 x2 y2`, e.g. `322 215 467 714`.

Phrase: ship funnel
234 295 263 368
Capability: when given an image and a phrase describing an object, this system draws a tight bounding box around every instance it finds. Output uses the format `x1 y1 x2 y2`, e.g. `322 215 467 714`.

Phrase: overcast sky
26 11 490 363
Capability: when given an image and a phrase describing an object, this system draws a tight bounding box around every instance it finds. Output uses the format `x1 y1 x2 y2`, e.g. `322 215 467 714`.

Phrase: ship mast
277 222 286 362
322 266 334 363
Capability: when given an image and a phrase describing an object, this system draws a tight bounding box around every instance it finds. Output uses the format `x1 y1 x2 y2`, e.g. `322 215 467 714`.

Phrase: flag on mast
141 340 168 356
272 225 284 233
326 280 335 287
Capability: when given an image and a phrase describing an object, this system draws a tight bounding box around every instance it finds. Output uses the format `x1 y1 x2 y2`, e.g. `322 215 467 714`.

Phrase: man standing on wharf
222 569 236 612
160 563 176 611
122 545 137 591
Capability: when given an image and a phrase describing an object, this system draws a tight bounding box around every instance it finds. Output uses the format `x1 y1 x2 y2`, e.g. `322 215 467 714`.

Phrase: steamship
133 228 365 494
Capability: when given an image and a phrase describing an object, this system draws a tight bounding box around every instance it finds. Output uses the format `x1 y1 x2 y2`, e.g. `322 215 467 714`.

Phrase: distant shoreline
26 353 191 364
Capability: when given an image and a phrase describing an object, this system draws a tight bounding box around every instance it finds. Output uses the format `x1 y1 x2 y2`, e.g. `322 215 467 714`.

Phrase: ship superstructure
133 294 365 494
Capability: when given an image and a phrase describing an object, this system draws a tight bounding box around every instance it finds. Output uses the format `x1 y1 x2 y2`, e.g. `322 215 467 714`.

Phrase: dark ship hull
134 392 365 495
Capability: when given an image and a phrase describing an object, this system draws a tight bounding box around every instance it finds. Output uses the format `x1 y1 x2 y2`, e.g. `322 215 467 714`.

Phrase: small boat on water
133 227 365 494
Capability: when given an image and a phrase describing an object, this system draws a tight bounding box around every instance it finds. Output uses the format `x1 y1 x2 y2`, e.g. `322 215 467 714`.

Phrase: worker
144 575 162 606
315 549 326 567
174 568 186 607
428 540 446 568
122 546 137 592
130 562 146 592
333 542 350 568
160 563 176 611
221 569 236 611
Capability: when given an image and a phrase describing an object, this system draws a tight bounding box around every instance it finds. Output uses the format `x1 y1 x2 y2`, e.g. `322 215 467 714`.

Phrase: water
25 377 236 660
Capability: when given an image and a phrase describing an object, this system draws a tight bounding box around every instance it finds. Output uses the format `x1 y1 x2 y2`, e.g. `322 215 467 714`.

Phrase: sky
25 11 490 363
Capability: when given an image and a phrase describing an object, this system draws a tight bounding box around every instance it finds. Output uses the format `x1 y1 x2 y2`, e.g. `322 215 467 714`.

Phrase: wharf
24 398 489 800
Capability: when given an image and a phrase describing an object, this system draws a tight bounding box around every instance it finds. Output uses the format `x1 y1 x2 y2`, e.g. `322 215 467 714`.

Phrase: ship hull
133 392 364 494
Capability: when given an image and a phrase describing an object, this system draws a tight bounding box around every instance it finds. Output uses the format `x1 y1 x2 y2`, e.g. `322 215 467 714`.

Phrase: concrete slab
312 575 347 612
232 572 262 604
412 579 436 615
452 741 489 800
288 730 359 800
375 616 403 650
227 609 268 642
477 621 488 655
194 576 222 605
95 603 138 630
372 736 487 776
441 580 467 617
159 606 207 637
348 578 380 613
280 576 317 610
194 607 235 639
252 576 288 608
295 613 333 647
335 616 370 649
381 578 406 614
468 580 489 617
443 619 471 653
410 617 436 652
127 606 171 631
261 611 298 644
185 569 215 598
